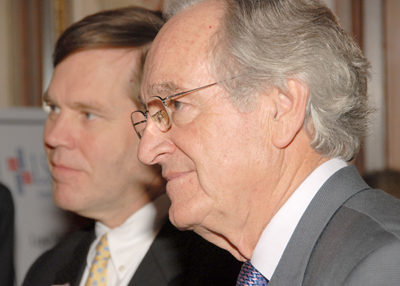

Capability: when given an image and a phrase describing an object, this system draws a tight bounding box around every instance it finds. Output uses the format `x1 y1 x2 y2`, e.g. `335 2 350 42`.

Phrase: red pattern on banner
21 172 33 184
7 158 19 171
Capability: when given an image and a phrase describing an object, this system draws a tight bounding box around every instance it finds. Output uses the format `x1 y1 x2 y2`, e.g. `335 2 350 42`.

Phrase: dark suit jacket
0 183 15 286
22 219 242 286
269 165 400 285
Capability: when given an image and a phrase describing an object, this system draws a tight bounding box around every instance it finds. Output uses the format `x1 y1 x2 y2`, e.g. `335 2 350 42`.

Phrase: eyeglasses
131 82 217 139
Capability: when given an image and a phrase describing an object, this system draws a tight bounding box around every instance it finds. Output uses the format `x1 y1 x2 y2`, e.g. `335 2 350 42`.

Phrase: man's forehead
162 3 222 49
146 1 223 61
140 1 224 103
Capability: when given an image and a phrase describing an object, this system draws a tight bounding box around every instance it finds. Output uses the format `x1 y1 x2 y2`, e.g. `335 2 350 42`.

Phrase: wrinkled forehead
141 1 224 101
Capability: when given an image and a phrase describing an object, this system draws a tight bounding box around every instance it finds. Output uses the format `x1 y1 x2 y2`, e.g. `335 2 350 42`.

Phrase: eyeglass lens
131 111 146 138
131 97 172 138
147 97 171 131
132 82 219 138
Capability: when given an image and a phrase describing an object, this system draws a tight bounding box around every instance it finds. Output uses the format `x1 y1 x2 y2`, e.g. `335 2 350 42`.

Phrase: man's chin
52 187 80 212
168 207 197 231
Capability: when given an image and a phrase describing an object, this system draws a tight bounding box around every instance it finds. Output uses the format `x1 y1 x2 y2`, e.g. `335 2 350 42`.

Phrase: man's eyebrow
70 100 107 113
43 91 109 113
149 82 186 97
139 81 189 104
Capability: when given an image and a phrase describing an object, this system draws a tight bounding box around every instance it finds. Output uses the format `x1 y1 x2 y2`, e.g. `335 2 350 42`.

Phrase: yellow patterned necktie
85 233 111 286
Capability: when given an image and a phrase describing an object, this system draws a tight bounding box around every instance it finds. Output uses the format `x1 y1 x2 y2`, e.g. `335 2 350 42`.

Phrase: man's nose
137 118 175 166
43 115 75 150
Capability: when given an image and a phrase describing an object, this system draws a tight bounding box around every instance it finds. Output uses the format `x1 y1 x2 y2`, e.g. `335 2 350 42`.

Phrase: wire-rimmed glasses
131 82 217 139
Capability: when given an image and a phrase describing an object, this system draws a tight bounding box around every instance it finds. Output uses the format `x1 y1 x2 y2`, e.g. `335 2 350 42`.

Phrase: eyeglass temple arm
164 82 218 101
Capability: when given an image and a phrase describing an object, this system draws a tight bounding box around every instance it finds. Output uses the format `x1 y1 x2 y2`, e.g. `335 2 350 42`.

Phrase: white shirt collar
251 158 347 280
84 194 170 284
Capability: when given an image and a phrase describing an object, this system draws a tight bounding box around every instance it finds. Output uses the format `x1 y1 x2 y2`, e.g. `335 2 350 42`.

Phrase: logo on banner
6 147 51 195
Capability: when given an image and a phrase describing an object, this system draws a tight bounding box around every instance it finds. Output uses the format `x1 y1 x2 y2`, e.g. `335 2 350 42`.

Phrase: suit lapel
54 228 95 286
128 221 191 286
269 165 369 286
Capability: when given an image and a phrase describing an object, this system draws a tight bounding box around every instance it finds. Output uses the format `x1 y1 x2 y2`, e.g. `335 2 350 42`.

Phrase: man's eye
170 100 184 111
43 102 60 114
152 110 167 124
85 113 99 120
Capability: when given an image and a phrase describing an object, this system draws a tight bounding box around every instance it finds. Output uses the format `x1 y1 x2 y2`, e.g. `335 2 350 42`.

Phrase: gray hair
164 0 373 161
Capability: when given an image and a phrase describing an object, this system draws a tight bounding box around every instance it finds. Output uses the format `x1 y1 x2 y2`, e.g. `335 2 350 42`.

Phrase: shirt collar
251 158 347 280
87 194 170 280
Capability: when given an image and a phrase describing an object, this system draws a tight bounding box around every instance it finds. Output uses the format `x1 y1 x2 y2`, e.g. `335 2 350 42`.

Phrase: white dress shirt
251 158 348 280
79 194 170 286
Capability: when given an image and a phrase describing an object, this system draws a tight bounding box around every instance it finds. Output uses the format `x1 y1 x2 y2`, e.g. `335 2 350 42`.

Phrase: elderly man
132 0 400 285
22 6 241 286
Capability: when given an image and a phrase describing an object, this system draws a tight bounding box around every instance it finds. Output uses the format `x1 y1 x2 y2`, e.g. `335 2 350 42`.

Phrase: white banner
0 107 70 285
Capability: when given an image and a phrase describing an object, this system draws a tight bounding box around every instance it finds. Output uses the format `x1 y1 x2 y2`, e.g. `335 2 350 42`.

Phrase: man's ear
271 79 309 149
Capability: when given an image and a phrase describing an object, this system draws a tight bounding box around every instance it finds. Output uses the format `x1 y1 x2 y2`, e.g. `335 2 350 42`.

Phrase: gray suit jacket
269 165 400 286
22 220 242 286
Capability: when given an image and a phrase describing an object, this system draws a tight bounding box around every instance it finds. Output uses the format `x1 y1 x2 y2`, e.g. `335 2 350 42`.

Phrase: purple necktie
236 260 269 286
